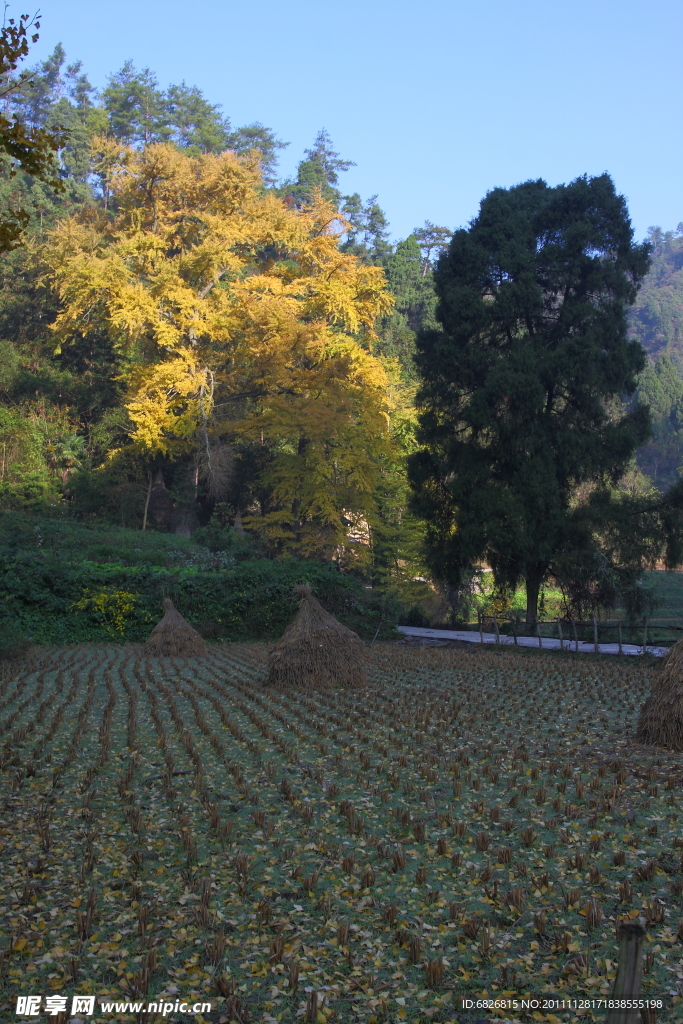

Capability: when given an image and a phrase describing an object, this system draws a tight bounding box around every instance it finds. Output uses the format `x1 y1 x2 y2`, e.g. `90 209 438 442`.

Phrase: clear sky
26 0 683 242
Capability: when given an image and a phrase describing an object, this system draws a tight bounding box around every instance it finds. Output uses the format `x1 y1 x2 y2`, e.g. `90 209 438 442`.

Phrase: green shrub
0 613 28 659
192 523 261 560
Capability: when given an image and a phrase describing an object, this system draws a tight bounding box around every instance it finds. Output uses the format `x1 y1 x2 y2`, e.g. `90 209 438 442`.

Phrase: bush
402 605 430 628
0 613 28 659
192 523 261 560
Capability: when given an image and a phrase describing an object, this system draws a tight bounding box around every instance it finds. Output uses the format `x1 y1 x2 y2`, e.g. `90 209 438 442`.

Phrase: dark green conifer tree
413 221 452 275
228 123 288 185
342 193 391 260
165 82 231 154
409 174 653 621
102 61 168 146
374 235 436 374
287 128 354 207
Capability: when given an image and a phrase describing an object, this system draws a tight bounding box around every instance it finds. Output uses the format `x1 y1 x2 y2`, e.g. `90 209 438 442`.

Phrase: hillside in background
629 227 683 490
629 226 683 365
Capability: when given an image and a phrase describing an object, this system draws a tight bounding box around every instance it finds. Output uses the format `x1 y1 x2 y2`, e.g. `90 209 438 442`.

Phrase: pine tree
165 82 231 153
413 221 452 275
102 61 168 146
229 123 287 186
341 193 391 261
288 128 354 207
0 18 68 250
374 236 437 375
8 42 67 127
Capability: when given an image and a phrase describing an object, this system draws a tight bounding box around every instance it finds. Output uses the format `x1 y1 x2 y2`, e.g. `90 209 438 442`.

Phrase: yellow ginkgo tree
39 141 396 559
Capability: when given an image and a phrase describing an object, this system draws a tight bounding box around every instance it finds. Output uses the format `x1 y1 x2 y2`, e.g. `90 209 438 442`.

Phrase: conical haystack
636 637 683 750
267 584 366 689
144 598 206 658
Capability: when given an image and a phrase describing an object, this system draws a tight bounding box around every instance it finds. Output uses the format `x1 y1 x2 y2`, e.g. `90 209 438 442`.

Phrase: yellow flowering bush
70 588 150 637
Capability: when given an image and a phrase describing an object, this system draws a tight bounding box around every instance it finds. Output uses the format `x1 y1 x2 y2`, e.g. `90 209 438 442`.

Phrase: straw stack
144 598 207 658
636 637 683 750
267 584 366 690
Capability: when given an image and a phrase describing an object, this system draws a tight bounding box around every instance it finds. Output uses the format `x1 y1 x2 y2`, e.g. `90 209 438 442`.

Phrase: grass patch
645 570 683 622
0 644 681 1021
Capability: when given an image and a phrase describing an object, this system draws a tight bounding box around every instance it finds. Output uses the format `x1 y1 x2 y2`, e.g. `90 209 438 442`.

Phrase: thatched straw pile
267 584 366 690
144 598 207 658
636 638 683 750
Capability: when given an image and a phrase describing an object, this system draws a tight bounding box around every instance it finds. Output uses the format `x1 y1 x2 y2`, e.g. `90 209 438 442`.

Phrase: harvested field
0 644 681 1023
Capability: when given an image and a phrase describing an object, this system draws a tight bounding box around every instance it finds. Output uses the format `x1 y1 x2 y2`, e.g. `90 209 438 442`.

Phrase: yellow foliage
70 588 147 636
38 143 396 557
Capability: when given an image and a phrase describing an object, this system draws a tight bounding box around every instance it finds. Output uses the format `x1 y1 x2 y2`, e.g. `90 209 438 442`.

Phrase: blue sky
27 0 683 242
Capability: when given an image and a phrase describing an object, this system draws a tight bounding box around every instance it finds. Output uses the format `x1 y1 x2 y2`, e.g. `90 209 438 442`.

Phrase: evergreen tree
0 19 68 251
413 220 452 275
384 236 435 331
165 82 231 153
288 128 354 207
103 65 287 173
628 225 683 365
65 60 97 112
5 42 103 182
374 236 437 376
634 355 683 490
341 193 391 261
8 42 67 127
229 123 287 186
409 174 652 621
102 61 168 146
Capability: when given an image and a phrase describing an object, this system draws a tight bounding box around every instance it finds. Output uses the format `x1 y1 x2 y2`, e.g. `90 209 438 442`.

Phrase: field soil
0 643 681 1022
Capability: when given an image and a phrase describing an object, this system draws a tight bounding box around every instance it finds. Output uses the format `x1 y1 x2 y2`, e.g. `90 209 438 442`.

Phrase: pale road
397 625 668 657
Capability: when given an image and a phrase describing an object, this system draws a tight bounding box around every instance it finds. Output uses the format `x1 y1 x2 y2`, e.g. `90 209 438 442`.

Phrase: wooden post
593 615 599 654
572 619 579 653
536 621 542 649
642 618 648 656
493 612 499 645
557 618 563 650
512 617 518 646
478 612 483 646
618 620 622 656
607 922 644 1024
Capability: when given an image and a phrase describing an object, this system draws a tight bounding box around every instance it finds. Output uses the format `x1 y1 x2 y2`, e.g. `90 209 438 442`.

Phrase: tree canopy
0 14 69 250
409 173 654 621
39 143 396 561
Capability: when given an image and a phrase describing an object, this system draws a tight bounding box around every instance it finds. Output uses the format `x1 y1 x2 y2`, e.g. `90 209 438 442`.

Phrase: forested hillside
628 227 683 489
629 227 683 363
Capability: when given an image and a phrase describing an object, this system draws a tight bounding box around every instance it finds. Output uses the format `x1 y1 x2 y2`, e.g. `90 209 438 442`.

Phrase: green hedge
0 512 398 646
0 551 393 644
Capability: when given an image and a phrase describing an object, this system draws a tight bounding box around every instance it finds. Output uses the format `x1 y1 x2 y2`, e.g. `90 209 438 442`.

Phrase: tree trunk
142 470 152 531
525 568 544 624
